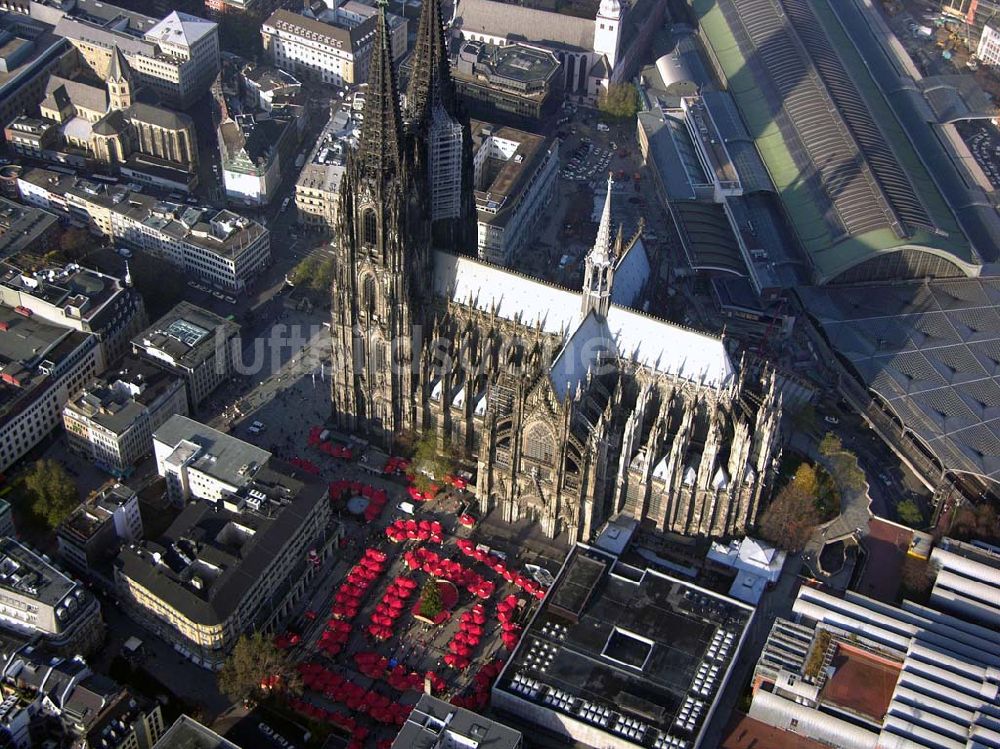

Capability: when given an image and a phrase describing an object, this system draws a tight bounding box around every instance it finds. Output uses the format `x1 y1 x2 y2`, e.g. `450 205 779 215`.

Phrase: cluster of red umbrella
458 513 476 527
298 663 413 727
318 619 350 656
443 603 487 670
498 594 522 650
274 631 301 650
403 548 495 599
385 518 444 543
450 660 505 711
288 696 365 741
353 652 447 694
383 456 410 475
367 575 417 640
307 427 354 459
329 547 388 623
455 539 548 599
443 474 469 489
329 481 389 521
405 483 440 502
290 456 320 475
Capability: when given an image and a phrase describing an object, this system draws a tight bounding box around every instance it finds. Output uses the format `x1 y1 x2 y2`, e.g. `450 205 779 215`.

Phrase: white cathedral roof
434 251 580 335
611 237 650 309
433 250 734 398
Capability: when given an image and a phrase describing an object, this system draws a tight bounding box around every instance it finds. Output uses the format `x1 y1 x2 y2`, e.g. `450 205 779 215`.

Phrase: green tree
217 631 300 704
410 434 455 493
597 83 639 120
418 578 443 621
24 459 78 528
900 556 932 602
757 467 822 552
818 432 842 456
288 253 336 293
896 499 924 527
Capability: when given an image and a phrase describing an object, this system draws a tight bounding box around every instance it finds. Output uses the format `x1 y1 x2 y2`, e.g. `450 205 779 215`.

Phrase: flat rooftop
721 713 829 749
0 537 92 616
496 545 753 747
818 645 900 723
471 121 552 228
132 301 238 371
154 414 270 490
153 716 240 749
393 694 522 749
65 357 182 435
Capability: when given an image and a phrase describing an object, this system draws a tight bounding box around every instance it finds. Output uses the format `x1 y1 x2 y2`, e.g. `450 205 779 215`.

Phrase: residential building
0 12 72 146
57 483 143 574
0 304 99 472
0 500 11 538
453 41 562 121
309 0 407 62
0 693 34 749
80 688 165 749
392 694 523 748
0 258 147 370
977 22 1000 65
471 121 558 265
330 2 783 542
294 112 345 234
0 538 103 656
261 6 404 87
746 537 1000 749
0 197 58 258
492 544 754 748
216 65 305 206
130 302 238 410
116 415 340 669
17 168 271 291
63 357 188 475
55 3 220 109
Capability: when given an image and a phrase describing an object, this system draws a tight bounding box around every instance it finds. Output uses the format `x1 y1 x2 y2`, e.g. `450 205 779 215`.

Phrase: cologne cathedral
330 0 783 542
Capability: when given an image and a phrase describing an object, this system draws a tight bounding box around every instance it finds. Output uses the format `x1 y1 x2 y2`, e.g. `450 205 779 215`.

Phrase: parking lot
956 120 1000 189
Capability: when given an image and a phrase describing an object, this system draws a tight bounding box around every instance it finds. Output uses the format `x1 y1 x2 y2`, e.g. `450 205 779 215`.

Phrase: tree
818 432 842 456
58 227 91 260
410 434 455 493
24 459 78 528
896 499 924 527
900 556 932 602
288 253 336 294
217 632 300 704
949 502 1000 543
418 578 443 621
757 465 822 552
597 83 639 120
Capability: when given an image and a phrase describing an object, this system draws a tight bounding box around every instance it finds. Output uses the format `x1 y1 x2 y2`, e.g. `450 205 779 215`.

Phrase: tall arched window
523 423 555 463
362 208 377 247
362 274 376 317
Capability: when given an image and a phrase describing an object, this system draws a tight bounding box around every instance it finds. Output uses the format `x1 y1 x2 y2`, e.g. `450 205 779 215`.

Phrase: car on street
824 415 840 425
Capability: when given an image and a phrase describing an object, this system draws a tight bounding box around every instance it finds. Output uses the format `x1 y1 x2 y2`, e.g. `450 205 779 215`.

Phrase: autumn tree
757 463 823 552
597 83 639 119
410 434 455 493
24 459 78 528
900 556 933 602
217 631 301 704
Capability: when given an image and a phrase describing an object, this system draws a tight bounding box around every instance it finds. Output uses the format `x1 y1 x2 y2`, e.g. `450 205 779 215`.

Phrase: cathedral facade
330 0 782 543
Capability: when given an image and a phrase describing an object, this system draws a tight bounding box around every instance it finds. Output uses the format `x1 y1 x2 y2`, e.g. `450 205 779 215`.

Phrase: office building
0 197 58 258
0 258 146 370
471 121 558 266
153 716 239 749
55 3 220 109
56 483 143 574
17 168 271 291
116 415 340 669
747 537 1000 749
0 304 99 472
294 113 345 234
453 41 562 121
493 544 753 748
130 301 239 409
977 22 1000 65
392 694 523 748
0 538 103 656
261 6 406 87
63 357 188 475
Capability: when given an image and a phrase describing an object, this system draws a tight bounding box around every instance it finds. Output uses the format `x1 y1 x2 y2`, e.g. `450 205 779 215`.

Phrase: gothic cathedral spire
356 0 403 186
581 174 616 319
405 0 454 124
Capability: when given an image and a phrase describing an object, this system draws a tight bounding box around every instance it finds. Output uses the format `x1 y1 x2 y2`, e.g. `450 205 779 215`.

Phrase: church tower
594 0 624 70
107 46 133 111
581 175 616 318
330 0 430 445
405 0 475 252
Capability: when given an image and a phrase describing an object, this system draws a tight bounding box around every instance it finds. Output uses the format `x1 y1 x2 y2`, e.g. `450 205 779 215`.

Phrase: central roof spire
357 0 403 184
590 173 615 266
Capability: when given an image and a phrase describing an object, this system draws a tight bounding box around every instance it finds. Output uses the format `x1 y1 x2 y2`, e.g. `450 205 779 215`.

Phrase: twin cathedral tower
329 0 783 542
